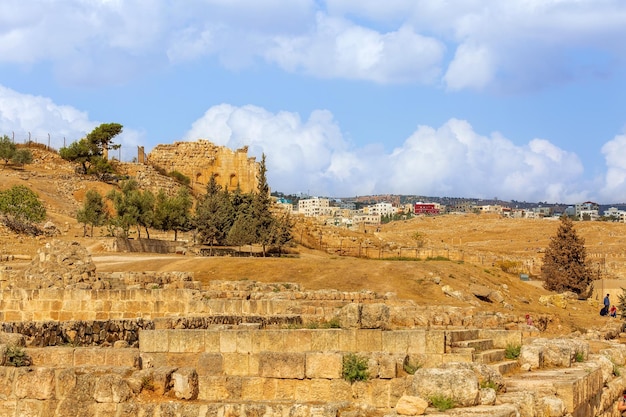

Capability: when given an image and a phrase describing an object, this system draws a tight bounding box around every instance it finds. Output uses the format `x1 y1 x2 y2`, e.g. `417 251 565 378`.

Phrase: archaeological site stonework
1 239 626 416
147 140 260 193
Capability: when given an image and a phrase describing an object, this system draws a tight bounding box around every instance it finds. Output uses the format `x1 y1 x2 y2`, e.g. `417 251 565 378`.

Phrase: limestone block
424 330 445 354
305 352 342 379
93 402 118 417
220 331 237 353
310 330 340 351
588 354 615 384
73 348 103 366
258 330 286 351
411 367 480 407
196 352 223 376
369 379 393 408
274 378 297 400
15 399 49 417
169 330 205 353
479 387 497 405
259 352 305 379
337 303 361 329
235 330 253 353
52 368 78 401
197 375 242 401
396 395 428 415
538 396 566 417
26 347 74 367
0 400 16 417
360 303 390 329
138 330 168 353
204 330 220 352
241 377 266 401
600 345 626 366
338 329 358 351
223 353 251 376
15 367 55 400
93 373 132 403
519 345 544 370
382 331 411 354
295 378 335 402
105 348 140 368
283 330 312 352
172 367 199 400
356 329 383 352
0 332 25 347
375 353 398 379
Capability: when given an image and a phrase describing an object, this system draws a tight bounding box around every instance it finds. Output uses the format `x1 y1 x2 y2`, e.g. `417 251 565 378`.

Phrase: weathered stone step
451 338 493 351
487 360 519 376
446 329 480 345
474 348 505 364
423 403 519 416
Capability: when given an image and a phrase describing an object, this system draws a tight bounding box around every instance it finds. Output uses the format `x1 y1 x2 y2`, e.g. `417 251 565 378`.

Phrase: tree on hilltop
60 123 122 175
541 214 593 297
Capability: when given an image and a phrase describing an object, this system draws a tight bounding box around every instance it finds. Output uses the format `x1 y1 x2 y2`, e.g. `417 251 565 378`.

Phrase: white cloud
0 85 142 156
184 104 591 202
2 1 626 88
599 134 626 200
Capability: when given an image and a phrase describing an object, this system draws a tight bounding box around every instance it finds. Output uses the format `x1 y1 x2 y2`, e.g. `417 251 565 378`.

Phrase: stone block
196 352 223 376
241 377 277 401
338 329 358 351
15 367 55 400
169 330 205 353
305 352 342 379
93 402 119 417
26 347 74 367
274 378 297 400
139 352 168 369
424 330 445 354
198 376 242 401
383 331 411 354
411 367 479 407
204 331 220 352
74 348 102 366
310 329 340 351
258 330 286 351
284 330 312 352
479 329 523 349
396 395 429 416
356 329 383 352
220 331 237 353
223 353 251 376
164 353 198 368
93 373 132 403
105 348 140 368
259 352 305 379
172 367 199 400
55 368 77 400
235 330 252 353
138 330 168 353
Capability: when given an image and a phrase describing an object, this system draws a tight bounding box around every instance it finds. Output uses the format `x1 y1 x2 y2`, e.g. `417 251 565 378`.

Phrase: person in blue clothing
601 293 611 316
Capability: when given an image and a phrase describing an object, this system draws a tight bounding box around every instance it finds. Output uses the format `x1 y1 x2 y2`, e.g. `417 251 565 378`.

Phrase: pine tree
541 215 592 296
76 189 109 237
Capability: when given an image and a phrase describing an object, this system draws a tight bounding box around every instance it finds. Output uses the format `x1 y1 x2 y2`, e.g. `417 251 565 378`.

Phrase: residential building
298 197 330 217
414 202 440 215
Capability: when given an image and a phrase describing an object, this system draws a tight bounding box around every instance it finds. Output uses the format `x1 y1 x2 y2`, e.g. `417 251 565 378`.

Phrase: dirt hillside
1 148 624 336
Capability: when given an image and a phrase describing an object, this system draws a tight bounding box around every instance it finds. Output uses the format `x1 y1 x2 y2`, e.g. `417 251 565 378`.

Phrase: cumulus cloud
599 134 626 200
3 1 623 88
0 85 142 154
184 104 591 202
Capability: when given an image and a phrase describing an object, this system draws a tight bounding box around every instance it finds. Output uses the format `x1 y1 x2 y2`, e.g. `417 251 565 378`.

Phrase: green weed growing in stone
342 353 369 383
429 395 455 411
505 343 521 359
5 346 31 367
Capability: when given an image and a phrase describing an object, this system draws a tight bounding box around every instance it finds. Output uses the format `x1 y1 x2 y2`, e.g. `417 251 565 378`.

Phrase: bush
429 395 455 411
505 343 521 359
342 353 369 383
5 346 31 367
168 170 191 186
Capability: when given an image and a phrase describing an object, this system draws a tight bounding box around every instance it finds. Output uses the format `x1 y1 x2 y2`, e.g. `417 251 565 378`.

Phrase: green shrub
140 375 155 391
168 170 190 186
323 317 341 328
5 346 31 367
575 350 585 362
429 395 455 411
342 353 369 383
505 343 521 359
480 380 499 390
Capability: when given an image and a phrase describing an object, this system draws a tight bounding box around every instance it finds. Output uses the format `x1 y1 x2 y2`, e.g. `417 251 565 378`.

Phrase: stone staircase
447 329 519 375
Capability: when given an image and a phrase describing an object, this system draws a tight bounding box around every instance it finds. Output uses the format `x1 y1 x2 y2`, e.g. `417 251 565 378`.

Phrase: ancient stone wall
147 139 259 194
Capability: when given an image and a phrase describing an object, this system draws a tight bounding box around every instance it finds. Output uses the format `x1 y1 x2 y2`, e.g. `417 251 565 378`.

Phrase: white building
364 202 397 217
298 197 331 217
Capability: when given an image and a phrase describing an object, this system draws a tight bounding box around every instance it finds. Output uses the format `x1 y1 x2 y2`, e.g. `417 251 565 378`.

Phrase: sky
1 1 626 204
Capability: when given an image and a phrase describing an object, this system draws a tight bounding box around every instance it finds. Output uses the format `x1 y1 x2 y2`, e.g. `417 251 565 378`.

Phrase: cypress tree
541 215 593 296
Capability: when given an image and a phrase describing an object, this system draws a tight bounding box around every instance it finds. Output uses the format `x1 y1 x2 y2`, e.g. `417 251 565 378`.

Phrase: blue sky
1 1 626 204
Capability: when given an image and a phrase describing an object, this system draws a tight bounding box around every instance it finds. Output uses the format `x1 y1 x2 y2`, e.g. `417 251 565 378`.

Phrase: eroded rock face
21 240 108 289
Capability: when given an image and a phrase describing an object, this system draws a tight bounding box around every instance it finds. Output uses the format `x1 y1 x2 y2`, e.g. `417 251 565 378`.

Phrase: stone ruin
1 240 626 416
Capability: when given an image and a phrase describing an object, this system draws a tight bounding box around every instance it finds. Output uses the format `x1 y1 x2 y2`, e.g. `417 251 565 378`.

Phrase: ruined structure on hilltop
146 140 259 193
